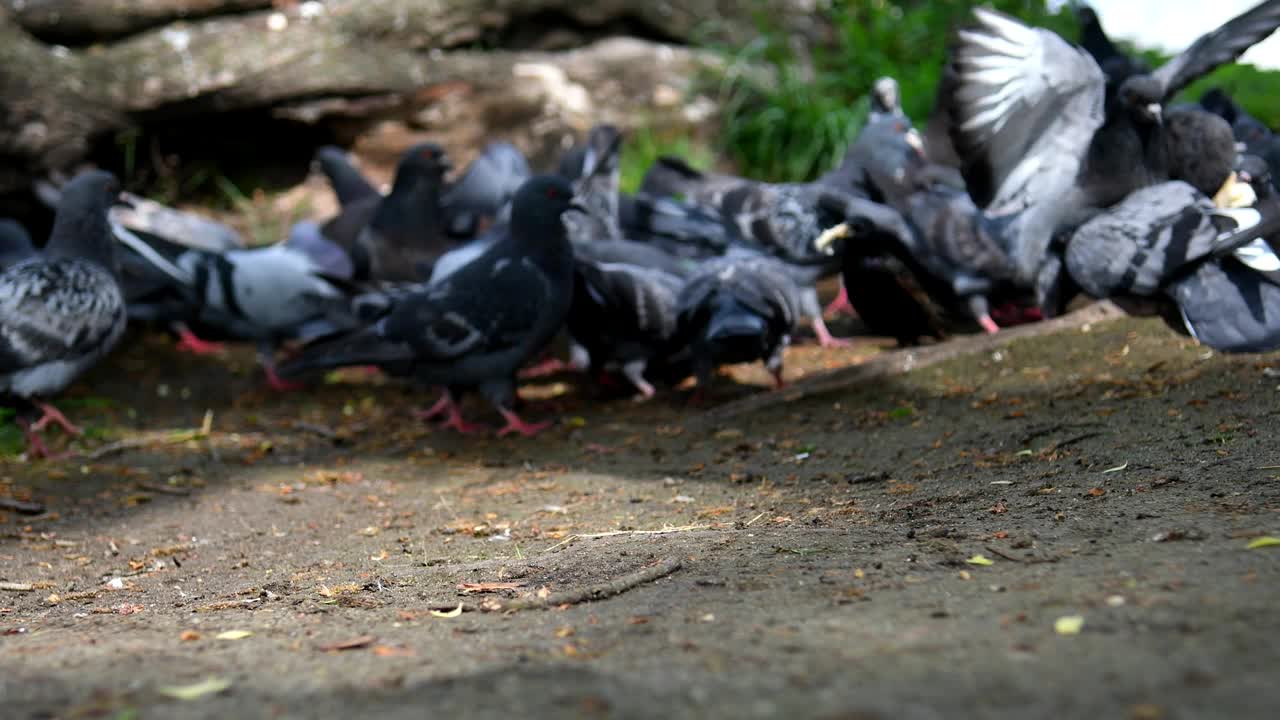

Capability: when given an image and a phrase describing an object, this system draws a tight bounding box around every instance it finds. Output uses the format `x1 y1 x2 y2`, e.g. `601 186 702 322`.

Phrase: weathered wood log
1 1 273 44
0 0 810 195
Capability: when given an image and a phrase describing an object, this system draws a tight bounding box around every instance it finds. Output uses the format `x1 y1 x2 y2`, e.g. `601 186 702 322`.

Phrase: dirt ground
1 311 1277 720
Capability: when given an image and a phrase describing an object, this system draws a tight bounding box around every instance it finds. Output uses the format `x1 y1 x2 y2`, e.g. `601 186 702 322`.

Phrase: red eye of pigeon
546 188 560 198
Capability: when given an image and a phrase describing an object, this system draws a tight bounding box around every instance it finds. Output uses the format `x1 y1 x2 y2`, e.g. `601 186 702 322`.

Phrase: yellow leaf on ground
158 677 233 700
965 555 994 566
430 603 464 618
1054 615 1085 635
215 630 253 640
1246 536 1280 549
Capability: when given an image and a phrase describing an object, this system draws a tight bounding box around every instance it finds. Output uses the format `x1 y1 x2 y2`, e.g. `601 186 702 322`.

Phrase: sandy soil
1 312 1277 720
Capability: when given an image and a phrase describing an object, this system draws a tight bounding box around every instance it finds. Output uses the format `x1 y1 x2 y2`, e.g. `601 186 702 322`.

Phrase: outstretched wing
1151 0 1280 101
950 8 1106 212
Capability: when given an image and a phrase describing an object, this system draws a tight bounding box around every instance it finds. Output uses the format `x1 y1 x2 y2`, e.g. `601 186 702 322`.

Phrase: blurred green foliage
715 0 1280 183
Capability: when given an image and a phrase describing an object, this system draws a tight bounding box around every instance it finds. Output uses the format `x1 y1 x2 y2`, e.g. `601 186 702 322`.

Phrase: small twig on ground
984 545 1028 563
291 421 341 441
744 512 766 527
88 410 214 460
1048 432 1106 451
499 556 683 612
0 497 45 514
542 524 712 553
135 481 191 496
0 581 35 592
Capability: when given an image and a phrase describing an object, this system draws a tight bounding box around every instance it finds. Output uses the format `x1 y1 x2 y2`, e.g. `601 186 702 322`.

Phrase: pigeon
568 246 685 400
1075 3 1151 90
562 124 625 246
356 143 453 282
277 175 581 437
946 4 1276 307
0 170 127 458
1201 87 1280 191
314 145 381 209
441 141 532 238
638 157 856 346
814 105 1022 336
0 220 36 269
112 219 363 391
664 254 805 397
1062 176 1280 351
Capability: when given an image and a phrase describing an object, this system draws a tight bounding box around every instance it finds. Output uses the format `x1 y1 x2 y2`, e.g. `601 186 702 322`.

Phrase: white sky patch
1049 0 1280 69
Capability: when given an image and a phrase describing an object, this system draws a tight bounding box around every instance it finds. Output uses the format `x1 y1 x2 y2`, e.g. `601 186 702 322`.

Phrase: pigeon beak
568 198 590 215
1146 103 1163 124
813 223 851 255
1213 172 1257 209
1235 142 1248 153
905 129 926 158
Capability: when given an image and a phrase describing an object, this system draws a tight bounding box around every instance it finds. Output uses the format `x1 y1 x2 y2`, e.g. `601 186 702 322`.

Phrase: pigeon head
511 175 580 238
1161 109 1237 197
1237 154 1273 199
1118 74 1166 124
871 77 901 116
44 169 121 269
393 143 452 185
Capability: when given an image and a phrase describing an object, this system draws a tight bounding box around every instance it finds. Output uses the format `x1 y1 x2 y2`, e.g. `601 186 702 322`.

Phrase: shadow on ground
1 314 1277 719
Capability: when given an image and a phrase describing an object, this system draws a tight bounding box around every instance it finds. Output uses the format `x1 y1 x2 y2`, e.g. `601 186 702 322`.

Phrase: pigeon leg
811 316 852 348
621 359 656 402
172 322 226 355
412 392 454 422
823 283 855 319
17 418 71 460
967 296 1000 334
258 344 308 392
29 401 82 436
438 405 489 435
496 408 552 437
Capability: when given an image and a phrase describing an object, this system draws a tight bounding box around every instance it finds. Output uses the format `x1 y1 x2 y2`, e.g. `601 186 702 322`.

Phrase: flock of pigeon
3 3 1280 456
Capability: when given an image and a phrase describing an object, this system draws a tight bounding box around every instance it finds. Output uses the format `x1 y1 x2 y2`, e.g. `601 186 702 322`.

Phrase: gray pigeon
0 171 127 458
278 175 581 437
947 5 1274 307
113 220 362 391
1063 179 1280 352
665 254 805 397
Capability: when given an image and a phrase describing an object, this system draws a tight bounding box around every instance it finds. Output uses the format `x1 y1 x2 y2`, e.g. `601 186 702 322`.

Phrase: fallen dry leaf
430 603 464 618
372 644 414 657
215 630 253 640
180 630 202 642
157 677 232 701
317 635 376 652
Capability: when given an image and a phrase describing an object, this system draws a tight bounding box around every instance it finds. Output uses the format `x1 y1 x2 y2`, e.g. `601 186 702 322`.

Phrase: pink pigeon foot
264 365 308 392
174 326 227 355
438 403 488 435
519 357 574 379
18 418 72 460
412 393 454 422
496 408 552 437
29 401 82 436
812 317 852 348
823 284 854 319
977 314 1000 335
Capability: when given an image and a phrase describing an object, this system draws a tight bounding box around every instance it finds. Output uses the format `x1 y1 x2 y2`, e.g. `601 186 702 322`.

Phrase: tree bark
0 0 812 194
